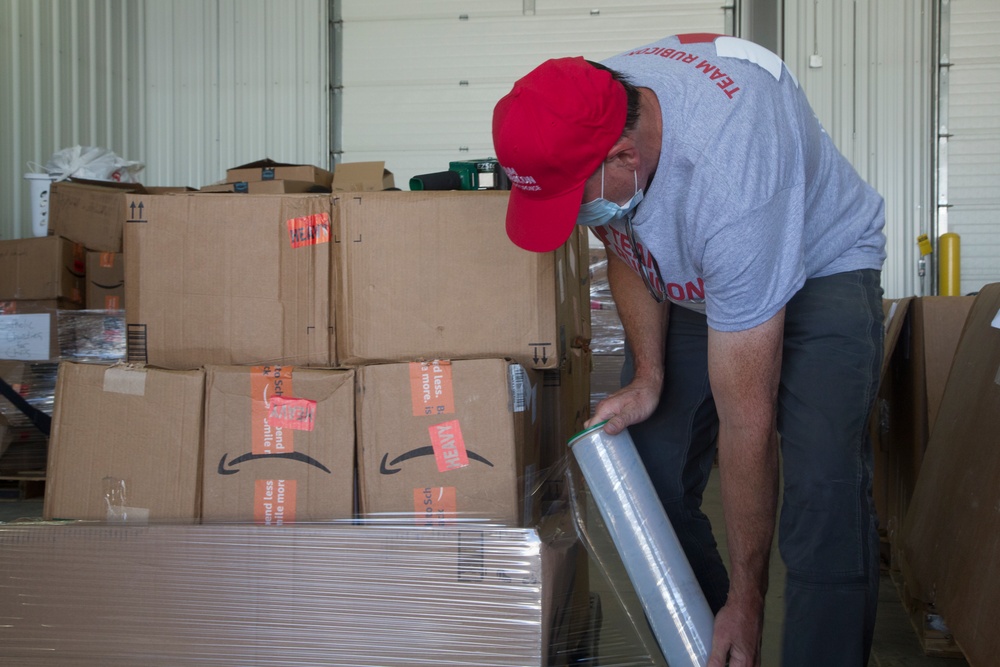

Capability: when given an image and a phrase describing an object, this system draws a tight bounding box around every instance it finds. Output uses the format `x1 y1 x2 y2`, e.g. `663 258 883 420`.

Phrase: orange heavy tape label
266 395 316 431
409 360 455 417
99 252 117 268
428 419 469 472
251 366 295 455
104 295 120 310
414 486 457 526
254 479 297 525
286 212 331 248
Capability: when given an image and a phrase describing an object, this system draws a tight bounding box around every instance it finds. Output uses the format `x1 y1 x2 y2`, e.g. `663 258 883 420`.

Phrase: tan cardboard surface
357 358 538 526
85 251 125 310
43 361 204 521
202 365 355 522
334 191 585 370
900 283 1000 666
0 236 85 303
124 193 331 369
331 161 394 191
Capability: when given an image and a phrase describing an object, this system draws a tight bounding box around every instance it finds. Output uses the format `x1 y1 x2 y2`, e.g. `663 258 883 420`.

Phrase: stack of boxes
2 164 597 664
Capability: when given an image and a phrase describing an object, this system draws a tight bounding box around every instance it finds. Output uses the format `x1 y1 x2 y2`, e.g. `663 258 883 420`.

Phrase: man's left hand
707 594 765 667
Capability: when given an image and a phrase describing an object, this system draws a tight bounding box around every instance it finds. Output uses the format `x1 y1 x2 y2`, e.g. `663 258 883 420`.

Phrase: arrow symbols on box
127 200 146 223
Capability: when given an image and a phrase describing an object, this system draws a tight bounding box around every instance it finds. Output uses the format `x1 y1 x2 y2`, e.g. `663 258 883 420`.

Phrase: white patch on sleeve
715 36 797 87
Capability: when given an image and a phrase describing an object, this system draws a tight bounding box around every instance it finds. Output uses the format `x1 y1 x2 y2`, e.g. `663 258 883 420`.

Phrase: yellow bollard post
939 232 961 296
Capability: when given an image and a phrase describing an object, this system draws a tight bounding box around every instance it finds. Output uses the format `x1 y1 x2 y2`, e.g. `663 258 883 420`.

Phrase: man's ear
606 136 640 170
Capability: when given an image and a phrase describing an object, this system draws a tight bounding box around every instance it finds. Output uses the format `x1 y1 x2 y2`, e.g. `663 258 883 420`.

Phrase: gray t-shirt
592 34 886 332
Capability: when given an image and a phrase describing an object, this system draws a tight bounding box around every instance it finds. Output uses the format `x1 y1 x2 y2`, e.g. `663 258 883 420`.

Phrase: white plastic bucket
23 172 55 237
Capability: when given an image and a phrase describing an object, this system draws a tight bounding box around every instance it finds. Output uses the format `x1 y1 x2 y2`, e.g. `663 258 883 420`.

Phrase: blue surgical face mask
576 164 644 227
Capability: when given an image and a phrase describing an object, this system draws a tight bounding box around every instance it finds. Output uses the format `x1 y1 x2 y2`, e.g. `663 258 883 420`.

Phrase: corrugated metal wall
142 0 329 189
335 0 732 190
942 0 1000 294
785 0 935 299
1 0 328 240
0 0 144 240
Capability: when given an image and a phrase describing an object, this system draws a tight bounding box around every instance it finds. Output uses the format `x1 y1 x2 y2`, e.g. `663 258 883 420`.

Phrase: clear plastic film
0 361 57 474
56 309 126 362
569 423 715 666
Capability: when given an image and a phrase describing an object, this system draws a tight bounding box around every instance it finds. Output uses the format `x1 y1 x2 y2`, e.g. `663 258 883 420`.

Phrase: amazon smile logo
218 451 332 475
379 447 495 475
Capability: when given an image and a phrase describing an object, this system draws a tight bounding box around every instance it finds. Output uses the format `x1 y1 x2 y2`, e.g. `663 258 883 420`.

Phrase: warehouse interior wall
3 1 995 296
1 0 328 241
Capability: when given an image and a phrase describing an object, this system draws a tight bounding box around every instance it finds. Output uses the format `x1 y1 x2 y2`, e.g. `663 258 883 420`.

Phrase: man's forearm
718 423 779 603
606 250 669 382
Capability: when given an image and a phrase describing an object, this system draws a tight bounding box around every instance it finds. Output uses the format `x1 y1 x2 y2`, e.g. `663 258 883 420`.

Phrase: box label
413 486 457 526
409 360 455 416
286 212 331 248
254 479 297 525
99 252 117 268
251 366 295 455
0 313 50 360
267 395 316 432
428 419 469 472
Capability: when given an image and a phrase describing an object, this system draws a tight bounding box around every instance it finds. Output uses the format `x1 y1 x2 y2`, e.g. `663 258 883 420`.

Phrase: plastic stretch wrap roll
569 422 714 666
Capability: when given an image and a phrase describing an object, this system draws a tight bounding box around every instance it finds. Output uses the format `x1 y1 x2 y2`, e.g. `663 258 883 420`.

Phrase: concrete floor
584 466 970 667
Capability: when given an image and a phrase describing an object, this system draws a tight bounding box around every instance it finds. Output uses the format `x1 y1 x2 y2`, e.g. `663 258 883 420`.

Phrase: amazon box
124 193 331 369
356 358 539 526
0 236 85 304
43 361 204 521
202 365 355 523
85 252 124 310
334 192 587 370
226 159 334 189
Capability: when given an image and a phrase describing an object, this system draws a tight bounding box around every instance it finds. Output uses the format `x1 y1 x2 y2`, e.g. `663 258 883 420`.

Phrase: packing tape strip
103 364 147 396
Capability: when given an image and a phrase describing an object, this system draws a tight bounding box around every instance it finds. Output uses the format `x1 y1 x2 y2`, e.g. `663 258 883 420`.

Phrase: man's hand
585 373 661 435
708 594 765 667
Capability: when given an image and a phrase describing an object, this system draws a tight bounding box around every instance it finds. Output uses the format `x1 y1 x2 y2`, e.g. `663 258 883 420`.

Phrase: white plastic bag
44 145 145 183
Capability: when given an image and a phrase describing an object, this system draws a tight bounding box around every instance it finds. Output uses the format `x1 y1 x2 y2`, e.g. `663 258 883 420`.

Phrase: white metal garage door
335 0 731 190
941 0 1000 294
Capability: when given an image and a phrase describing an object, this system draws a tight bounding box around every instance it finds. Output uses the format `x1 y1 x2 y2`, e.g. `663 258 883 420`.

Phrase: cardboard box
49 180 192 253
202 365 355 523
225 159 334 188
85 251 124 310
0 236 85 304
200 179 326 194
334 192 587 370
0 300 81 360
331 161 395 191
900 283 1000 667
0 516 584 666
875 295 974 555
124 193 331 369
357 358 539 526
43 361 205 521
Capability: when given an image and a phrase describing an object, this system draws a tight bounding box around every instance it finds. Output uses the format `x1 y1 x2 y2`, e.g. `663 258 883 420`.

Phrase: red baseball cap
492 57 627 253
